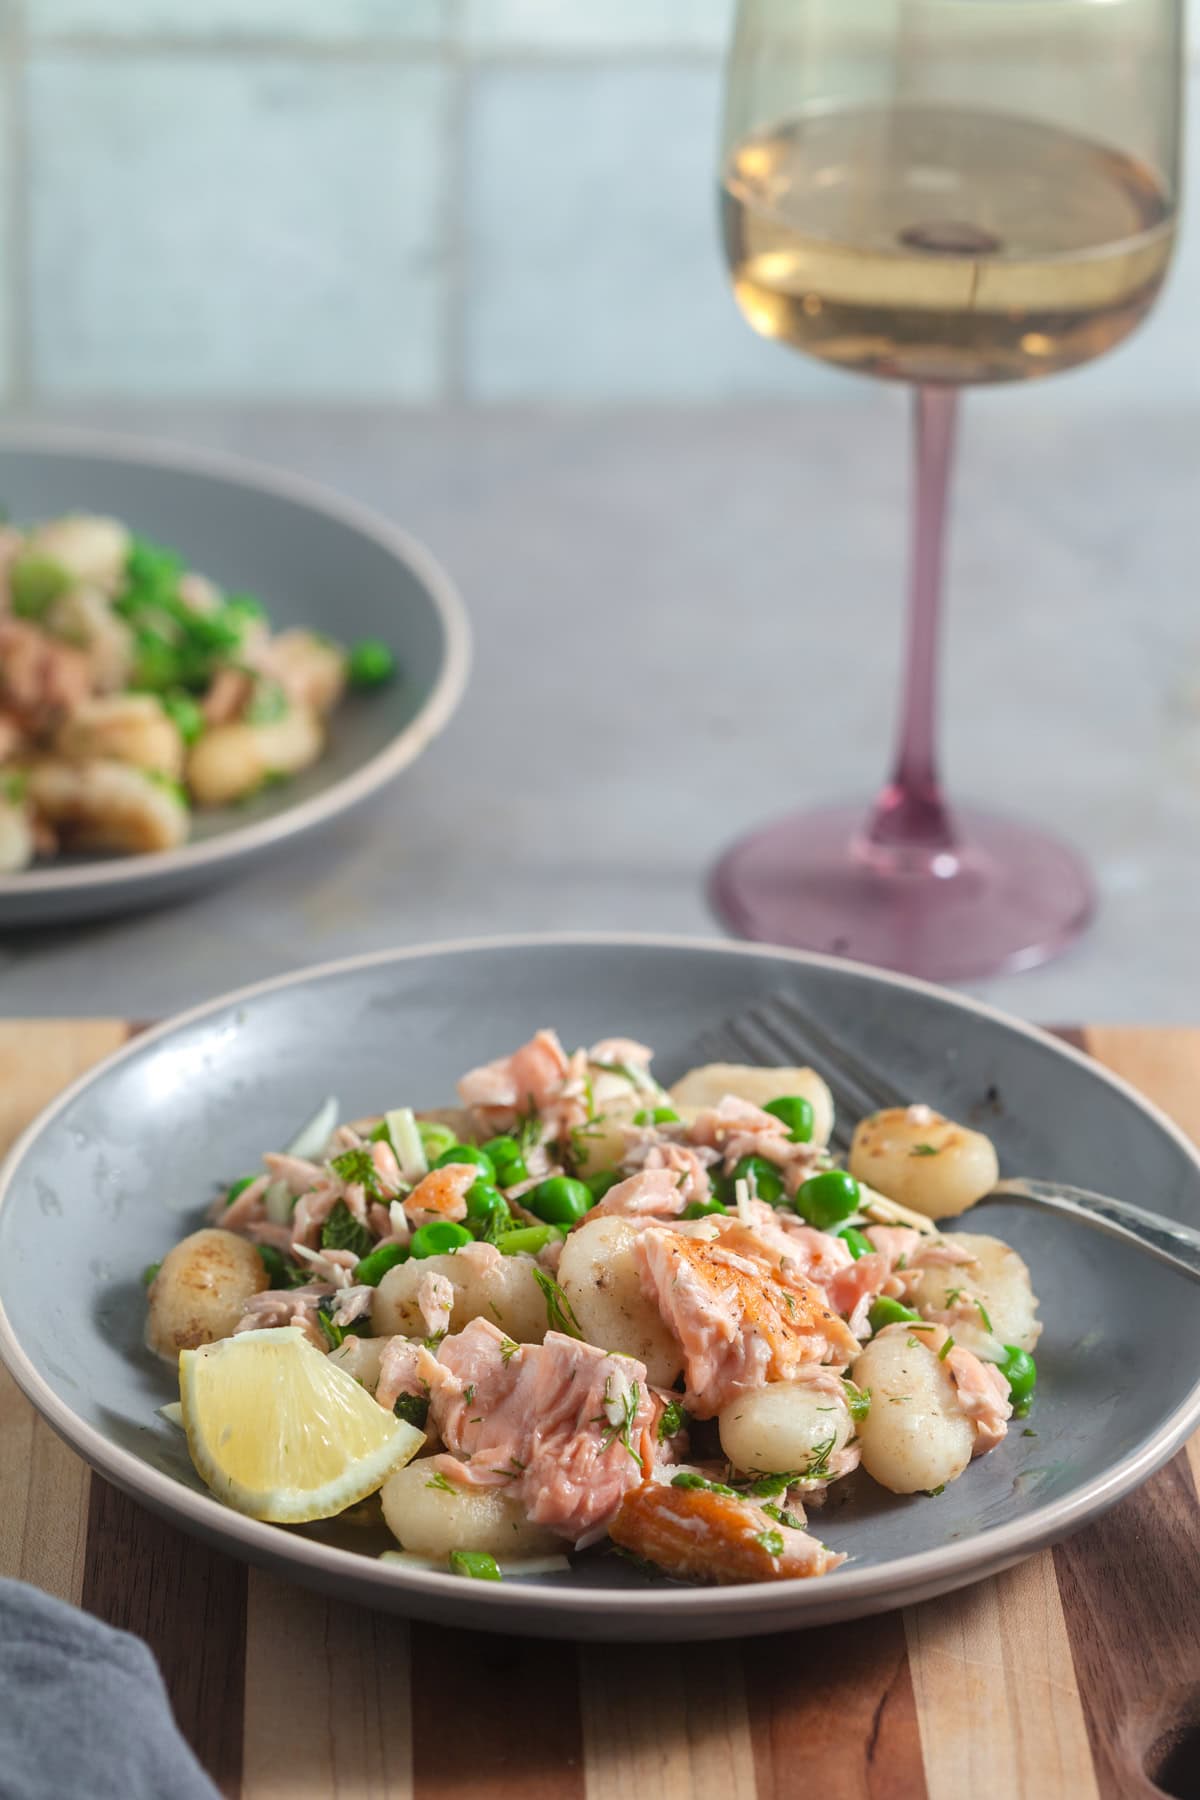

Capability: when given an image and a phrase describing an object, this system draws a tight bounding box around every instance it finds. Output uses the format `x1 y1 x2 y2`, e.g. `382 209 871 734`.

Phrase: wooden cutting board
1 1021 1197 1800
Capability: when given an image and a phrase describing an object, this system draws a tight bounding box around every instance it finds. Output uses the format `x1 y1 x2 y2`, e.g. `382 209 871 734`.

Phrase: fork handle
987 1178 1200 1284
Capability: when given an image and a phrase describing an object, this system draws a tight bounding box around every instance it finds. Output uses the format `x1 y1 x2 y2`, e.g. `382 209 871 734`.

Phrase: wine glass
711 0 1183 980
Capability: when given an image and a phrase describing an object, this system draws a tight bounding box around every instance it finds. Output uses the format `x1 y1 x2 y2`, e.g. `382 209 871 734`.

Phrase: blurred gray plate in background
1 934 1197 1640
0 427 470 925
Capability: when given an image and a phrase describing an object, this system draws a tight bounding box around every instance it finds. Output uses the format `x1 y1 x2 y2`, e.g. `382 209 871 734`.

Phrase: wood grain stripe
1054 1452 1200 1800
903 1023 1100 1800
1049 1026 1200 1799
744 1613 926 1800
81 1475 247 1800
0 1020 128 1605
578 1643 755 1800
411 1625 582 1800
244 1570 413 1800
906 1554 1098 1800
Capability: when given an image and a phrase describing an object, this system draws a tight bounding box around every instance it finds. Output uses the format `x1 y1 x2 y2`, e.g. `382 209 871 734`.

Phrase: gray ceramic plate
1 934 1198 1641
0 427 470 926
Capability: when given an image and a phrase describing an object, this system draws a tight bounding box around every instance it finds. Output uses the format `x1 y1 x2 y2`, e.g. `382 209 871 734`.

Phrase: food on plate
143 1029 1041 1586
0 513 396 869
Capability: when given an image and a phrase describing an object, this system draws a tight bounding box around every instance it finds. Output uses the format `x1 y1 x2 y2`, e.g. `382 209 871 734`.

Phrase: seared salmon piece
611 1481 844 1584
636 1225 860 1417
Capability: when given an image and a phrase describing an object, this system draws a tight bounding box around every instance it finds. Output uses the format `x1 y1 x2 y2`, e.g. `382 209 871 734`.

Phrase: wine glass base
710 803 1095 983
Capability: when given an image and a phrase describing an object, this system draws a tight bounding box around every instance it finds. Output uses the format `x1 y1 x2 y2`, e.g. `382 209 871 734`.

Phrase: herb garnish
394 1393 430 1430
320 1198 374 1261
597 1375 642 1465
755 1529 785 1558
842 1378 871 1423
909 1143 940 1157
533 1267 584 1340
425 1471 456 1493
499 1336 520 1363
329 1147 383 1203
657 1399 689 1441
938 1334 955 1361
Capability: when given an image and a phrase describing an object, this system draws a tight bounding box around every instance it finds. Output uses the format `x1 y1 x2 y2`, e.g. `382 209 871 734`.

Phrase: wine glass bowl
711 0 1183 980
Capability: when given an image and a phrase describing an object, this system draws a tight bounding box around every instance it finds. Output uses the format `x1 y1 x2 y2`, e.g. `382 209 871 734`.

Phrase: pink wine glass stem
867 385 960 859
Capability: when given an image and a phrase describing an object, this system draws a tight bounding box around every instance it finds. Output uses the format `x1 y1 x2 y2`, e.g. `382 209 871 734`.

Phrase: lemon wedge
179 1326 423 1522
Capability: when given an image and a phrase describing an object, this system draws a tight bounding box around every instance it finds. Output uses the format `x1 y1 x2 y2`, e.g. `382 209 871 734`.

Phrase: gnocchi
373 1248 548 1345
186 705 323 809
849 1107 999 1219
669 1062 834 1148
718 1381 853 1477
380 1460 559 1560
851 1326 975 1495
909 1231 1041 1354
556 1214 684 1387
146 1228 267 1361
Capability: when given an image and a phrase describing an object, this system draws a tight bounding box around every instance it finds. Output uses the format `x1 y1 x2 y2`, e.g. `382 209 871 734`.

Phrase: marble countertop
3 390 1198 1023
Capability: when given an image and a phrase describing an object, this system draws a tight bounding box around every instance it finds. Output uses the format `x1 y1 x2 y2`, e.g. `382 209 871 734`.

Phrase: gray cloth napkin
0 1579 219 1800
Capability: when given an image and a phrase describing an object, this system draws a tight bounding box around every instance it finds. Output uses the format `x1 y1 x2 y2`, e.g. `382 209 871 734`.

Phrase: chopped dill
755 1529 785 1558
425 1471 456 1493
533 1267 584 1340
938 1334 955 1361
499 1336 520 1363
597 1375 642 1465
909 1143 940 1157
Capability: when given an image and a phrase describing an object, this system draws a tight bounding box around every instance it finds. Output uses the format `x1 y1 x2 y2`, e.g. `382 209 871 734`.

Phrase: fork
675 993 1200 1285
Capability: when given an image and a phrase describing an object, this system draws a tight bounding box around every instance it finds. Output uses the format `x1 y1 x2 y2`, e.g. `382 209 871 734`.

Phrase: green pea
224 1175 255 1207
527 1176 593 1225
432 1143 496 1182
348 637 396 687
464 1181 510 1232
633 1106 679 1126
763 1095 815 1143
353 1241 411 1285
682 1196 728 1219
480 1135 529 1186
161 691 205 746
585 1169 624 1202
793 1169 860 1229
838 1226 874 1260
999 1345 1037 1414
11 554 70 620
867 1296 921 1332
409 1221 472 1259
417 1120 458 1161
448 1550 502 1581
495 1224 566 1257
730 1154 784 1206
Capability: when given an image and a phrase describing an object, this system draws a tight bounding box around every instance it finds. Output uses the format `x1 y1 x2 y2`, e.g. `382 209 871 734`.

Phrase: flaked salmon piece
828 1252 891 1339
591 1167 689 1221
416 1270 455 1339
262 1151 325 1196
233 1286 330 1351
0 618 92 734
290 1181 343 1249
610 1481 844 1584
635 1225 859 1418
622 1140 715 1207
369 1137 405 1199
720 1207 853 1292
688 1095 781 1150
376 1336 442 1413
431 1318 654 1540
457 1028 570 1130
945 1343 1013 1455
216 1173 269 1230
897 1321 1013 1456
403 1163 474 1227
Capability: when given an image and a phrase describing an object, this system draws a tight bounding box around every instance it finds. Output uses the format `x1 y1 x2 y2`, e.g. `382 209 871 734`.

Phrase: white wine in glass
711 0 1183 979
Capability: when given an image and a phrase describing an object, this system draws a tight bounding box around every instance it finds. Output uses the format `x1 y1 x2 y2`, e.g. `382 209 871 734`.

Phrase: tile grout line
5 0 31 408
441 0 469 407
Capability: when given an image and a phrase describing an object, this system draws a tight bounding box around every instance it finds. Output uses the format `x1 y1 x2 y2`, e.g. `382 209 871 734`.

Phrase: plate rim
2 929 1198 1625
0 422 472 898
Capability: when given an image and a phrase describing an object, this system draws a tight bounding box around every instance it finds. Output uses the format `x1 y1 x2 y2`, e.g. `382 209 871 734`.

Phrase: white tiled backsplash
6 0 1199 405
